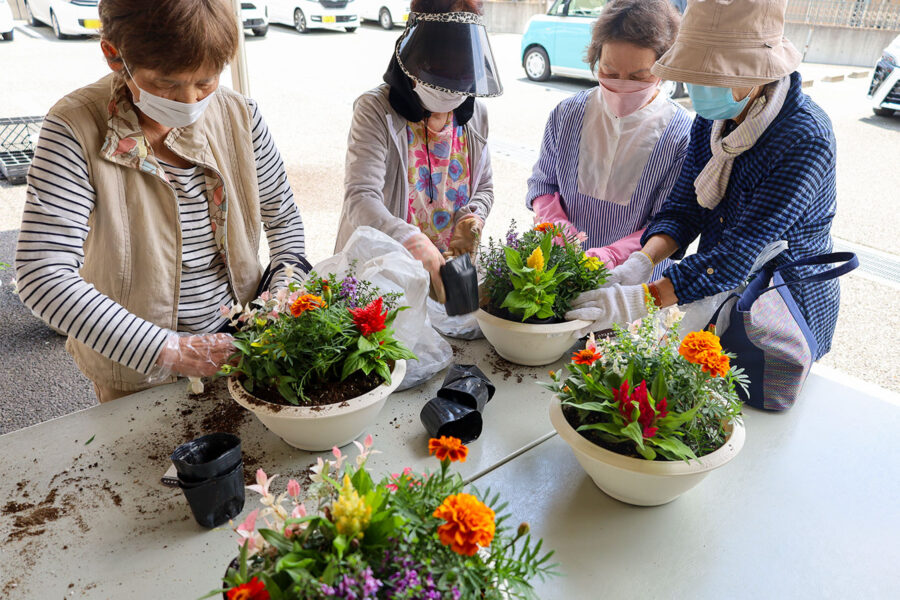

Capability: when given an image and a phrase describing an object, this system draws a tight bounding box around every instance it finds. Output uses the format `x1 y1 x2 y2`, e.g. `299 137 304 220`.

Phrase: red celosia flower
226 577 269 600
349 297 388 336
613 380 666 439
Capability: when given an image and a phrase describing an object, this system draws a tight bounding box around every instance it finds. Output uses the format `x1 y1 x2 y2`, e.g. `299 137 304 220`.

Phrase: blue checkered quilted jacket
643 72 840 359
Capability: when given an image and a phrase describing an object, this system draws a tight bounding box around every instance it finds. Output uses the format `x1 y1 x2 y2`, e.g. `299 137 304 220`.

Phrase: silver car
868 34 900 117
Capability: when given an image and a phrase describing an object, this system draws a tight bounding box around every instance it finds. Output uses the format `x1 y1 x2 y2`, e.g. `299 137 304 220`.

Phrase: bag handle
736 252 858 311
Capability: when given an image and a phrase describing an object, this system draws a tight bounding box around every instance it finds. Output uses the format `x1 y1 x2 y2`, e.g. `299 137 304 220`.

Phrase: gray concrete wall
483 0 546 35
785 23 898 66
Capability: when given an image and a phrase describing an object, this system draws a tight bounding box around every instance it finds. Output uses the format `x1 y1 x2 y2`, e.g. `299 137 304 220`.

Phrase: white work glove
403 232 447 303
150 333 235 380
603 251 654 287
565 284 649 337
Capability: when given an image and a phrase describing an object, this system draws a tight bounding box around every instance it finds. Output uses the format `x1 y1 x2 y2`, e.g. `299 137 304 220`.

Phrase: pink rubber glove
531 193 580 239
585 228 647 269
403 232 447 303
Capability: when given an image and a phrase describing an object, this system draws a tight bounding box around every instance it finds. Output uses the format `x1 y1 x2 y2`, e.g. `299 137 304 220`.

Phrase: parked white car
1 0 14 41
241 1 269 37
868 34 900 117
24 0 100 39
269 0 359 33
358 0 409 30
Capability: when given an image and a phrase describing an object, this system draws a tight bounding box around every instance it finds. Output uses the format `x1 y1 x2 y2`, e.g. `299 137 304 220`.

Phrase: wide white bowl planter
549 397 745 506
475 309 590 366
228 360 406 451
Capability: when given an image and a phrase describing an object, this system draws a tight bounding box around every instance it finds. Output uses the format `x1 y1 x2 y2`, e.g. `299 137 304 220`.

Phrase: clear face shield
395 12 503 98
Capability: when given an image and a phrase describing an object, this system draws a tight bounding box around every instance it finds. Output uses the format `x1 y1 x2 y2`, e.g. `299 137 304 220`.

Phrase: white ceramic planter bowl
475 309 590 366
229 360 406 451
550 397 745 506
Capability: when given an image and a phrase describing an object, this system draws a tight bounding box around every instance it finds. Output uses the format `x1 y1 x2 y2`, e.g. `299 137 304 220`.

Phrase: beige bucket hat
651 0 802 88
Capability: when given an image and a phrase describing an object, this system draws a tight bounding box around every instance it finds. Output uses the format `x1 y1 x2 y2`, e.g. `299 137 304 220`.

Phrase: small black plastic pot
441 254 479 316
420 397 483 443
437 365 495 412
179 461 246 528
171 432 242 483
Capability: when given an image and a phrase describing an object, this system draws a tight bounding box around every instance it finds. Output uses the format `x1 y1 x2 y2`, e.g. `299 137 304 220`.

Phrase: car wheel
345 27 358 33
1 31 12 41
873 107 895 117
293 8 308 34
524 46 551 82
25 1 40 27
379 7 393 29
252 25 268 37
51 11 69 40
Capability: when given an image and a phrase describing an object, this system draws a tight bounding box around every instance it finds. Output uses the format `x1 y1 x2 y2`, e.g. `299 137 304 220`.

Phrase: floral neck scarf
405 113 470 252
99 77 228 257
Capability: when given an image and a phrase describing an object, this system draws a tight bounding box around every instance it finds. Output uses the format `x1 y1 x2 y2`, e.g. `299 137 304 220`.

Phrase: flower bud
517 522 530 537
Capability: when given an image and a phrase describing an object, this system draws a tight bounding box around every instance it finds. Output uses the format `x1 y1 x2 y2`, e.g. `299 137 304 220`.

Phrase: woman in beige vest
15 0 309 402
335 0 500 303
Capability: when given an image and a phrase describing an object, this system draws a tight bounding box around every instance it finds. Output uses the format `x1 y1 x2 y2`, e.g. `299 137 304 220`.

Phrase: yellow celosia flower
526 247 545 272
581 255 601 271
332 474 371 539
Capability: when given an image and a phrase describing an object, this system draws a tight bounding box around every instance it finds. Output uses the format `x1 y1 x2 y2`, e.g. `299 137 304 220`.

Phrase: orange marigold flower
572 347 601 365
428 436 468 463
290 294 326 317
433 493 496 556
534 222 554 233
703 352 731 378
226 577 269 600
678 330 723 365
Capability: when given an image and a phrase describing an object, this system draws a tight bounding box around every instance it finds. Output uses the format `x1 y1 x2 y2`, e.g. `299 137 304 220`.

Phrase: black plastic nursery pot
441 254 479 316
420 397 483 443
179 461 246 528
437 364 495 411
171 432 242 483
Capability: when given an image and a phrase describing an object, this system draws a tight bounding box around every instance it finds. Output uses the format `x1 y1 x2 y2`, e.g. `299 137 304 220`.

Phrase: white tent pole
229 0 251 96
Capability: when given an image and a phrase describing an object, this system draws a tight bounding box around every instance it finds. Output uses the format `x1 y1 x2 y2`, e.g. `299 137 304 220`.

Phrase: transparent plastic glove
565 284 649 337
403 232 447 303
603 251 654 288
443 215 483 260
152 333 235 379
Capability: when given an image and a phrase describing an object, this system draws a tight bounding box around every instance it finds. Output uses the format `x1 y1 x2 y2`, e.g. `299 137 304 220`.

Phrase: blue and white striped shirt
527 88 693 280
15 98 306 375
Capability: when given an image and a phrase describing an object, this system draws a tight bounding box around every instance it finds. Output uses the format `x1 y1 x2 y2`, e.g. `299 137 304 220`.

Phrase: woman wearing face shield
527 0 691 281
567 0 841 359
336 0 501 303
15 0 310 402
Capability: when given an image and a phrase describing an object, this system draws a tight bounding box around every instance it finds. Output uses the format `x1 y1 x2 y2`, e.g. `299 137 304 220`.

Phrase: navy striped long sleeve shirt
15 98 305 375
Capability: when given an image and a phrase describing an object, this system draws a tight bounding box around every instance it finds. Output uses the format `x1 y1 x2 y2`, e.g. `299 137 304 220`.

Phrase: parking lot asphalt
0 21 897 433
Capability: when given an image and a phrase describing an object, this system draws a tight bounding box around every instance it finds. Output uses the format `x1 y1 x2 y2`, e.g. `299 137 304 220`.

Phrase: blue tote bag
708 252 858 411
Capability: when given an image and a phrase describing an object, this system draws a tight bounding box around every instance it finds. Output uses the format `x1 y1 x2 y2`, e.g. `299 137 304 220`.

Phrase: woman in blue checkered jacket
565 0 840 360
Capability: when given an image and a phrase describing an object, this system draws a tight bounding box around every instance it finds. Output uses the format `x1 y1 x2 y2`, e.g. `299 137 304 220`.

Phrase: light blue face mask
686 83 751 121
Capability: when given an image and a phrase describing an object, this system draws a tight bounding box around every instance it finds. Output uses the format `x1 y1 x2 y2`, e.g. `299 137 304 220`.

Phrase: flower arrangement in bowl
220 265 416 450
212 436 556 599
475 221 608 366
543 300 750 506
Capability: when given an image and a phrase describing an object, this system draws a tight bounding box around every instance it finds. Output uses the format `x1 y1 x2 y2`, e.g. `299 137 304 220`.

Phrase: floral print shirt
406 113 470 252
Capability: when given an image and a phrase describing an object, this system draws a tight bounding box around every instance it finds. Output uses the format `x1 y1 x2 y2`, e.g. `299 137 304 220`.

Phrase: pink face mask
598 78 660 118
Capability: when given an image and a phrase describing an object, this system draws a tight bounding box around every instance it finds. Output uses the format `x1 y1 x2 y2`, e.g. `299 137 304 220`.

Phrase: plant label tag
161 464 179 487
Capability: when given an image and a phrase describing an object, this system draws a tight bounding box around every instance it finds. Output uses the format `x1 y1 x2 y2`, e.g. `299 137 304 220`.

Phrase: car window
567 0 605 18
548 0 569 17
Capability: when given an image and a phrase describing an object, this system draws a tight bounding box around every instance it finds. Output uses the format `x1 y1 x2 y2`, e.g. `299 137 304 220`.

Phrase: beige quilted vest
48 74 263 391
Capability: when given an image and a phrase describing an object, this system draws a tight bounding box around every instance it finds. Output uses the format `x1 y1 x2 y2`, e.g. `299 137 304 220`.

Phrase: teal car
521 0 686 83
521 0 606 82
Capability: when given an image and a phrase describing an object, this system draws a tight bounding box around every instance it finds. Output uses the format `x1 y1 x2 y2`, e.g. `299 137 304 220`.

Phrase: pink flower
287 479 301 499
235 508 264 555
284 504 308 538
247 469 277 498
219 305 230 317
259 291 271 303
331 447 347 470
353 433 381 466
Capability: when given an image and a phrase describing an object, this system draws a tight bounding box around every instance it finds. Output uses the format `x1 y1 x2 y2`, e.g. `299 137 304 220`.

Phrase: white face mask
413 84 467 113
123 62 214 128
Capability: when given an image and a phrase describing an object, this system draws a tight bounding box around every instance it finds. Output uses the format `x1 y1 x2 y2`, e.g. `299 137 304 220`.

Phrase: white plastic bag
678 241 789 336
426 298 483 340
313 226 452 390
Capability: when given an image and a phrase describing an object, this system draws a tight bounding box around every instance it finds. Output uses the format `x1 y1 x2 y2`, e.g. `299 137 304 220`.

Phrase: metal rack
0 116 44 185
